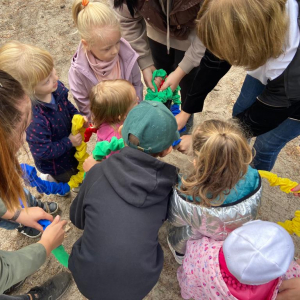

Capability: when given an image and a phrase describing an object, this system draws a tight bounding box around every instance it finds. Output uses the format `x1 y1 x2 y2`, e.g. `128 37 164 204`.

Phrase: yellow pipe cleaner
278 211 300 237
258 170 300 236
258 170 299 193
68 115 89 189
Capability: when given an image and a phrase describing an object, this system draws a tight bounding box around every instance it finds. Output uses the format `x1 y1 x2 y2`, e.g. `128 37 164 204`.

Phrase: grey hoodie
69 146 177 300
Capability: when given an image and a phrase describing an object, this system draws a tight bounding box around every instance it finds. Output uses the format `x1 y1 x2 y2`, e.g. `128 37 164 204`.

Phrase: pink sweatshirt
68 38 143 121
177 237 300 300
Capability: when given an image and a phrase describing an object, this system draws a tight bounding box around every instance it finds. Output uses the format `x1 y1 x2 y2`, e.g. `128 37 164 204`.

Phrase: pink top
97 122 121 158
177 237 300 300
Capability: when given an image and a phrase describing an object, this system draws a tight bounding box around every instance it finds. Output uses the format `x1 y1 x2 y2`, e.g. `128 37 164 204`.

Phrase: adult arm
26 117 73 160
131 61 144 102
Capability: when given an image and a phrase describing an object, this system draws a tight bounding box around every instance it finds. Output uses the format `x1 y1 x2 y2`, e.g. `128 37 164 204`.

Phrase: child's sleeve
131 61 144 102
68 68 91 121
66 98 80 118
26 116 73 160
283 261 300 280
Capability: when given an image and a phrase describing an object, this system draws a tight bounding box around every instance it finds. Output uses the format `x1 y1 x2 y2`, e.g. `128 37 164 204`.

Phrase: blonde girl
0 41 84 184
90 79 138 157
69 0 143 121
167 119 262 264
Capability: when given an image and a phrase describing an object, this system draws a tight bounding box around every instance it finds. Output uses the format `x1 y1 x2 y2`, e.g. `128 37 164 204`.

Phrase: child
0 41 85 184
178 220 300 300
69 101 179 300
168 120 262 264
69 0 143 121
90 79 138 157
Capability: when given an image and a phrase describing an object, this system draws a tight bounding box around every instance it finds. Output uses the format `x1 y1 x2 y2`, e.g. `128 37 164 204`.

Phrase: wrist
37 240 52 257
174 67 186 79
2 209 17 220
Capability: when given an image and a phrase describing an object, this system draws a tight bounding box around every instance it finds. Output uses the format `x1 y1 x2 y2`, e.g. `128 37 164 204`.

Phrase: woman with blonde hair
68 0 143 122
0 70 70 299
178 0 300 172
167 119 262 264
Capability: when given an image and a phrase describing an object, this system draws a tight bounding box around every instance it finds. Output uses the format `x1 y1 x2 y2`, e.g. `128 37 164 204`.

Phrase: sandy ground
1 1 300 299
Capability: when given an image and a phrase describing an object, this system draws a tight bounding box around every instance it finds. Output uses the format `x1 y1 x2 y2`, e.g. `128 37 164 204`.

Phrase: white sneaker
40 173 57 183
167 237 184 265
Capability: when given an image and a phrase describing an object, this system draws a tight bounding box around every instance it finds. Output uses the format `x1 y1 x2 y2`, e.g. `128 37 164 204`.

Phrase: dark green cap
122 101 180 154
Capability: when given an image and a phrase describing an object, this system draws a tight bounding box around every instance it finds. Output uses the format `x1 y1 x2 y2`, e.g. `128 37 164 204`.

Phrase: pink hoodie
177 237 300 300
68 38 143 121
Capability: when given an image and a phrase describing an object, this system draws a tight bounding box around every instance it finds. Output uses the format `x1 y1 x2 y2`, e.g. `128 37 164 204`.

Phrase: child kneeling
69 101 179 300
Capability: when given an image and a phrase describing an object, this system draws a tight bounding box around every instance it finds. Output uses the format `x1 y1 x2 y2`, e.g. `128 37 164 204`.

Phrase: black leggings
0 296 29 300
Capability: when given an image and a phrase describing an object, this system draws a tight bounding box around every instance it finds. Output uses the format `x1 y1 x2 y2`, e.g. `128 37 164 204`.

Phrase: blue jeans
0 189 37 230
233 75 300 171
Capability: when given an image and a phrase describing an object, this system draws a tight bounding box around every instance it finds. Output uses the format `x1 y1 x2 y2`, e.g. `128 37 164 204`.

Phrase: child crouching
69 101 179 300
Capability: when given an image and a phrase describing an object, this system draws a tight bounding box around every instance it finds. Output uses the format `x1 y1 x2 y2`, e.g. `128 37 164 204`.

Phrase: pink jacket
68 38 143 121
177 237 300 300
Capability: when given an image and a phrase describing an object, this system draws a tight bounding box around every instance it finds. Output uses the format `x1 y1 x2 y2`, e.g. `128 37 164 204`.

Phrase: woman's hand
38 215 67 256
2 207 53 232
160 67 186 92
142 65 157 91
83 154 101 172
276 278 300 300
177 135 192 155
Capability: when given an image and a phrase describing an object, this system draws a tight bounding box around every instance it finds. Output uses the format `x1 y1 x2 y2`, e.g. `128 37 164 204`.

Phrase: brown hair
180 119 252 206
90 79 136 128
0 41 54 97
0 70 29 211
196 0 288 70
72 0 120 46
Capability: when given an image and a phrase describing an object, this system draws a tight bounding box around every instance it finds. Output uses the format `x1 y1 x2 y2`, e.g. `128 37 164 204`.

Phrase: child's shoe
35 199 59 215
26 272 72 300
71 185 81 193
167 237 184 265
17 226 42 239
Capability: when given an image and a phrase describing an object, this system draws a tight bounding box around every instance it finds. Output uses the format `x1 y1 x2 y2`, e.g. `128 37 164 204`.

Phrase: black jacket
69 147 177 300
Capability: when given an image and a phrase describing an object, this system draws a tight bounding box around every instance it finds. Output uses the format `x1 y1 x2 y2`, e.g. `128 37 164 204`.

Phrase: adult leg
232 75 265 116
252 118 300 171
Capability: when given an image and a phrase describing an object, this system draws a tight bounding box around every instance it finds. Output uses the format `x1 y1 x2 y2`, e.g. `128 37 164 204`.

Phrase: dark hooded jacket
69 146 177 300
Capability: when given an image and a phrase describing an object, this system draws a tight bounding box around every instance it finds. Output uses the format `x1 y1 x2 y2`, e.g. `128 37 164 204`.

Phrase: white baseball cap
223 220 294 285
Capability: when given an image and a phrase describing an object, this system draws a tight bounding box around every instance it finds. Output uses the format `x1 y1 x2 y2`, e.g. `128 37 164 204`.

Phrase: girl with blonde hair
0 41 86 185
68 0 143 121
90 79 138 157
167 119 262 264
178 0 300 172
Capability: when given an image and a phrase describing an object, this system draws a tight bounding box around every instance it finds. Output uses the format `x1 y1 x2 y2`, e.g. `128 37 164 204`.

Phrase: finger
146 80 155 92
51 215 61 225
33 223 44 232
42 212 54 222
160 81 169 91
59 220 68 228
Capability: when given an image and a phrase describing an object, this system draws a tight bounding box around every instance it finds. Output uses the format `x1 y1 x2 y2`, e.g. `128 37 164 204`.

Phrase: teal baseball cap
122 101 180 154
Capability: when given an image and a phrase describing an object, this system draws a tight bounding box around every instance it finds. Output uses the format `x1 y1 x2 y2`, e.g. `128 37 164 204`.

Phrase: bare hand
276 278 300 300
83 116 89 128
17 207 53 232
154 77 163 90
292 184 300 197
160 67 186 92
69 132 82 147
176 111 192 131
38 215 67 256
142 65 156 91
177 135 192 155
83 154 101 172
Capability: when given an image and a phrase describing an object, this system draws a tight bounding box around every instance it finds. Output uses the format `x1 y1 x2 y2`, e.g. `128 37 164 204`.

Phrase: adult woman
0 70 70 299
179 0 300 171
111 0 231 132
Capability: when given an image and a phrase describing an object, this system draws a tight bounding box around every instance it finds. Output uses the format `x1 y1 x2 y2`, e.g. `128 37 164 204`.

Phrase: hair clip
82 0 89 7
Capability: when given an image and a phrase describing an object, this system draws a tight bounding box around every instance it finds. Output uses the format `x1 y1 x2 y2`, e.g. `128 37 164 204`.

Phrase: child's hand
69 133 82 147
177 135 192 155
276 278 300 300
292 184 300 197
38 215 67 256
83 154 101 172
154 77 163 89
83 116 89 128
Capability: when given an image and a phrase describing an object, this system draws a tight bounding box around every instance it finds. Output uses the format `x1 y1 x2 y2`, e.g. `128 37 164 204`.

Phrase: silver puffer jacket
167 177 262 254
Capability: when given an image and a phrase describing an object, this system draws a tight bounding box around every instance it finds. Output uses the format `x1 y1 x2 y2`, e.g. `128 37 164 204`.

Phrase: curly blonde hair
180 119 253 206
197 0 288 70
